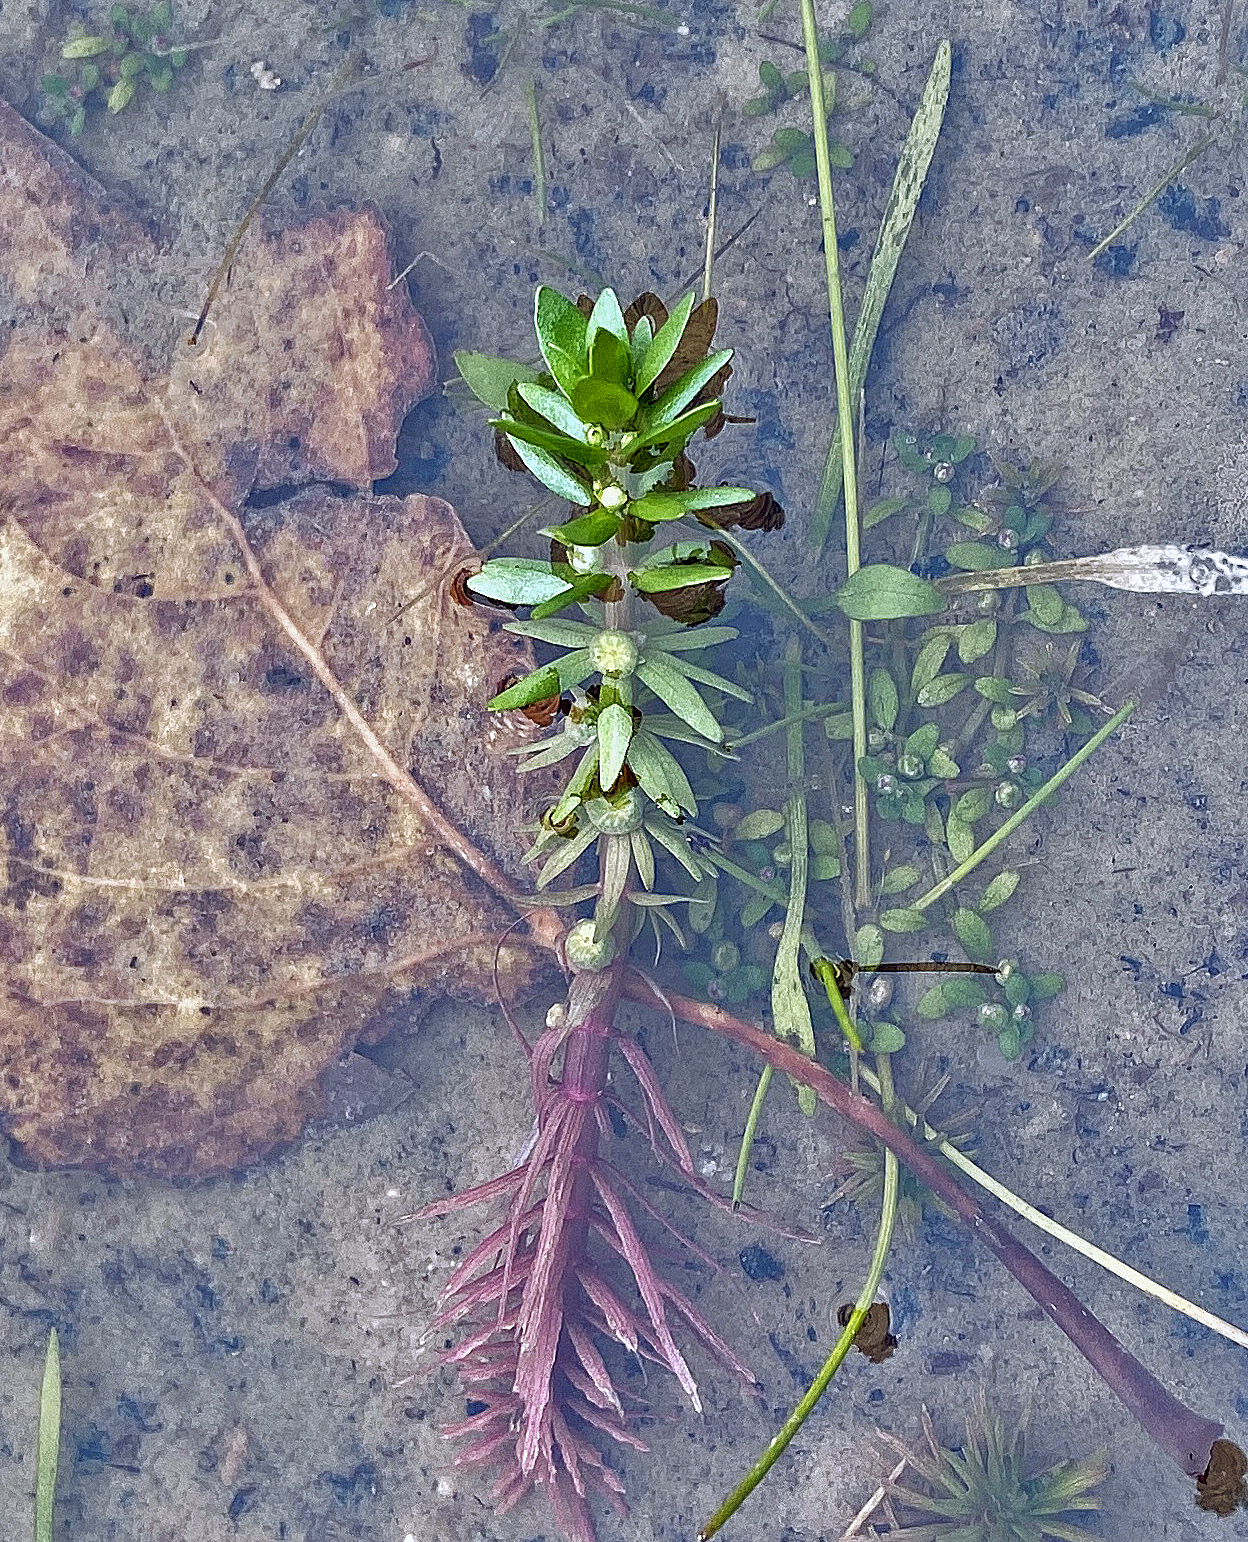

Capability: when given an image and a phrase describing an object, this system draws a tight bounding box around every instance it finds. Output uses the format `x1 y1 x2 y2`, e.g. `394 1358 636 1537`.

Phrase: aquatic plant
40 3 196 136
412 283 946 1536
878 1402 1109 1542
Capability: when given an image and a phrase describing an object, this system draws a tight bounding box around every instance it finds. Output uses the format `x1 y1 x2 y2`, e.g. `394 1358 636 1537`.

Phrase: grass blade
35 1328 61 1542
810 41 952 556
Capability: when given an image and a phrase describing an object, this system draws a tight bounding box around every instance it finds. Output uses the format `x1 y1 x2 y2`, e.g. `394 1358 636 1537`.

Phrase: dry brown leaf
0 102 559 1177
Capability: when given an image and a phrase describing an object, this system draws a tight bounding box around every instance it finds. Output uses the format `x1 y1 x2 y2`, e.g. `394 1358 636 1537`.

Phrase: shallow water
1 1 1247 1539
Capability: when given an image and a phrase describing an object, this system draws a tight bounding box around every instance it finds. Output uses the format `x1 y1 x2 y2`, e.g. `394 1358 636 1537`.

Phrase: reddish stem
630 977 1225 1478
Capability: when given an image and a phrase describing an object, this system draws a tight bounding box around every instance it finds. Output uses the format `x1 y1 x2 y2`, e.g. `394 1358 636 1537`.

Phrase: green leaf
735 808 785 841
954 786 992 824
958 618 997 663
867 666 899 732
869 1020 905 1053
35 1328 60 1542
1026 583 1064 626
916 983 953 1019
119 49 145 77
62 34 111 57
629 485 756 523
854 923 884 969
905 722 939 761
597 702 634 790
929 746 959 777
836 564 945 620
980 869 1020 912
645 348 734 429
880 863 921 894
587 287 629 346
997 1025 1023 1059
811 853 841 881
809 819 839 854
487 663 562 711
636 656 723 743
636 291 695 395
41 72 70 97
69 105 87 134
946 540 1017 571
951 907 994 962
945 812 975 862
863 495 906 530
572 377 638 430
741 890 775 929
630 560 732 593
588 326 631 386
107 76 136 112
517 381 592 440
468 558 572 606
626 728 697 815
1029 600 1087 634
530 575 613 619
455 350 538 411
973 675 1015 705
916 672 967 707
534 285 588 383
626 399 722 457
545 509 620 547
944 975 991 1008
927 483 952 517
647 624 739 651
1004 971 1032 1007
147 61 173 90
629 314 653 378
503 435 593 505
661 652 753 702
911 634 950 694
879 907 928 933
846 0 872 36
1029 970 1065 1001
489 415 605 469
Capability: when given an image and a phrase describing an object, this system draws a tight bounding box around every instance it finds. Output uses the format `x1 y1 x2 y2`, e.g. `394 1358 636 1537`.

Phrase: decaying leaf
0 102 558 1176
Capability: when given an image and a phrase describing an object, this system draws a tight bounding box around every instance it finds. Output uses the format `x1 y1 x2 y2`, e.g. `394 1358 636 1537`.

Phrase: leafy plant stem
700 1065 899 1539
852 1061 1248 1352
35 1328 60 1542
798 0 870 907
913 699 1137 912
633 977 1226 1481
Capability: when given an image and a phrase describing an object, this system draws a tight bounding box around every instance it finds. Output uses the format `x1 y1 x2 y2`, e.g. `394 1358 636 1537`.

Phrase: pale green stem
35 1328 60 1542
798 0 869 907
913 700 1136 911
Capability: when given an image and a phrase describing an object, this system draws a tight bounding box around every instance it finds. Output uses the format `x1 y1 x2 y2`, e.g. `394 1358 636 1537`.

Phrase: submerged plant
878 1402 1109 1542
40 3 196 136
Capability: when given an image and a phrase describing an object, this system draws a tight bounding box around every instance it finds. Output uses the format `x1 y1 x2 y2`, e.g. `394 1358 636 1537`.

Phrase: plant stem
525 78 547 223
853 1062 1248 1352
35 1328 60 1542
1088 129 1219 260
913 699 1136 911
731 1065 772 1210
700 1088 898 1539
798 0 869 907
635 980 1226 1480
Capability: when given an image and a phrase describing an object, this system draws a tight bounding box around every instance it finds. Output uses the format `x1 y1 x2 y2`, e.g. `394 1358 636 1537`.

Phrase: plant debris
0 102 556 1176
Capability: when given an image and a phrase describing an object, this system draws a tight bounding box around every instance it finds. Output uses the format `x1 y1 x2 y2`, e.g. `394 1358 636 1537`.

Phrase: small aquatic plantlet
40 3 197 136
876 1402 1109 1542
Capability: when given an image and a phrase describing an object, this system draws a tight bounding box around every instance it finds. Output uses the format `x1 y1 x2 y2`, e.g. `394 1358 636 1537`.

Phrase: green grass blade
810 40 952 555
35 1328 61 1542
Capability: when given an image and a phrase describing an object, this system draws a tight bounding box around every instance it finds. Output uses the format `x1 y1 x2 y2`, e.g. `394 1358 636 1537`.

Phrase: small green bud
1012 1001 1032 1022
976 591 1001 615
568 544 606 575
565 918 616 972
771 841 791 867
896 752 925 780
590 629 638 677
933 460 955 483
875 773 896 795
598 483 628 510
995 958 1017 983
978 1001 1008 1032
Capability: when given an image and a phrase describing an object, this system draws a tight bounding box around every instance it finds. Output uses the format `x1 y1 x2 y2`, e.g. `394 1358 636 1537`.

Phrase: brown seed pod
837 1301 898 1364
493 428 526 473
